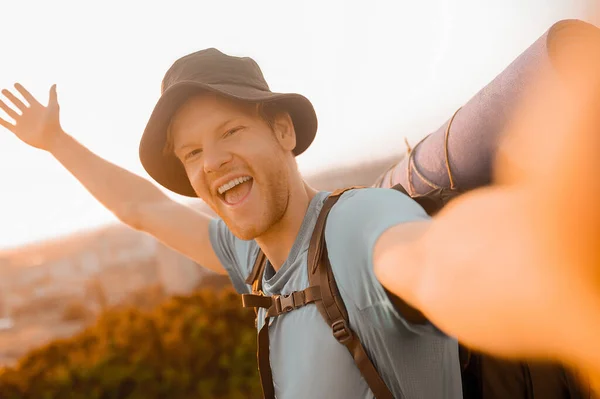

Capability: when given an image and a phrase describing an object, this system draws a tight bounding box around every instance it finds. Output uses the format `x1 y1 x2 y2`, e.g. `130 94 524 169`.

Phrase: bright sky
0 0 596 250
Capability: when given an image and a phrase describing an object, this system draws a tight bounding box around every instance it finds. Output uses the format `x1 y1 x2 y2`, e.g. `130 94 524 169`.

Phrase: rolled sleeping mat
374 19 600 193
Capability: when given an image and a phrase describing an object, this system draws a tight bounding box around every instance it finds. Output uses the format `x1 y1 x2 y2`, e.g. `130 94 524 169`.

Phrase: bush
116 284 168 311
195 272 233 292
0 287 261 399
61 301 92 322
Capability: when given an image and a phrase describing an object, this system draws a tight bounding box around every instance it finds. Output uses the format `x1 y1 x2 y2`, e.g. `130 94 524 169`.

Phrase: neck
256 181 317 270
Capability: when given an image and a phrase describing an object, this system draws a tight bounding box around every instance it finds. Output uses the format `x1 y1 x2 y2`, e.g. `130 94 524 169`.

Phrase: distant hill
306 154 400 191
0 225 145 269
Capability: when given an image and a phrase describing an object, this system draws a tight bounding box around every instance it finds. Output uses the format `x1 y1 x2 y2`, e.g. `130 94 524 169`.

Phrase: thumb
48 84 59 108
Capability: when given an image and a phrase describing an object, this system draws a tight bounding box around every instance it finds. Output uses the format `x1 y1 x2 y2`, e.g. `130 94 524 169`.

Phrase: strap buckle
274 293 295 313
241 292 272 309
332 319 353 344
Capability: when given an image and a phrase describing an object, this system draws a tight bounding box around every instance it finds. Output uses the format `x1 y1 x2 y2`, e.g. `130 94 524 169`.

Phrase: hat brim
139 81 317 197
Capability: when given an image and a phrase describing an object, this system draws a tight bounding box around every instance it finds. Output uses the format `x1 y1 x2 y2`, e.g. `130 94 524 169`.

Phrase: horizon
1 0 597 251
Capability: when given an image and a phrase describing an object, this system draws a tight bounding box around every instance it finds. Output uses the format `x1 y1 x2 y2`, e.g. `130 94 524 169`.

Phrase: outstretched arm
373 44 600 389
0 84 225 274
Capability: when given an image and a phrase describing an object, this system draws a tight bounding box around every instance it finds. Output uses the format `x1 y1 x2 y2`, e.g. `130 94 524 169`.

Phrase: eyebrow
174 117 239 154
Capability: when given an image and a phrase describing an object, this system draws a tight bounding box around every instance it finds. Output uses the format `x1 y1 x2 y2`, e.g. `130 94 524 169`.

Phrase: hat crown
161 48 270 94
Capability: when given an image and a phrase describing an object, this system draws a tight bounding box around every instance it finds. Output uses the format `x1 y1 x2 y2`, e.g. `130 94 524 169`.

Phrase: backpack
241 185 592 399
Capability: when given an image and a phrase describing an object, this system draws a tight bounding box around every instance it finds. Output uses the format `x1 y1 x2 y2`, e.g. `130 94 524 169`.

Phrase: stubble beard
221 166 290 241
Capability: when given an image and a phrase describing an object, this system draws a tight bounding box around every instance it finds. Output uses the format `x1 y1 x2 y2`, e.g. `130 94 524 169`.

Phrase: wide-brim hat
139 48 318 197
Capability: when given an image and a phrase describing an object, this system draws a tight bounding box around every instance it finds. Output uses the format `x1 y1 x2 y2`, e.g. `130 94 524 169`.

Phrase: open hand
0 84 63 150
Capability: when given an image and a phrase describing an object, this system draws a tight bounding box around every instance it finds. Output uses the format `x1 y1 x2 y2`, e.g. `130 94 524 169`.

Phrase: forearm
49 130 168 223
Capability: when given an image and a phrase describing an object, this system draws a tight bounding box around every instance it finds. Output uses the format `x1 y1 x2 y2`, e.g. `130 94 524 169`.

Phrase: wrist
45 128 69 154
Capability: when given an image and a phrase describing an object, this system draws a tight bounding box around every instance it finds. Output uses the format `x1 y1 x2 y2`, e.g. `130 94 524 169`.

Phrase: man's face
171 93 295 240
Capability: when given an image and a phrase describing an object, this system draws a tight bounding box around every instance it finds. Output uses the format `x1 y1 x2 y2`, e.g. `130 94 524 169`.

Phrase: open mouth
217 176 254 206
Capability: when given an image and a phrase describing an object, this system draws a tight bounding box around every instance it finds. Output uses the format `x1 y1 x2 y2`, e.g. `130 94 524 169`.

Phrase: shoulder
323 187 428 306
327 187 429 232
323 188 445 336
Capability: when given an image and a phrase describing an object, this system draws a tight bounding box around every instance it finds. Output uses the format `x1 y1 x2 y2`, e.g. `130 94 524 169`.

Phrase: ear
273 112 296 152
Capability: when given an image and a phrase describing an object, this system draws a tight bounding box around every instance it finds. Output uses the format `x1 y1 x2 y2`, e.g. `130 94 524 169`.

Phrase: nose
203 144 233 174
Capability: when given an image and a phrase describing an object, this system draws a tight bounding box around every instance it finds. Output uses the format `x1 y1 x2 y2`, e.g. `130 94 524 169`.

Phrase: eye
223 126 244 138
184 148 203 161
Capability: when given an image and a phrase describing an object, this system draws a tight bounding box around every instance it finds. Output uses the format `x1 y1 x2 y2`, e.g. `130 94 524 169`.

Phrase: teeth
218 176 252 195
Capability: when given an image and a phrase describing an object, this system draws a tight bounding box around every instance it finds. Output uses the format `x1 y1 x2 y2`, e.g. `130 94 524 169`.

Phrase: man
3 44 600 396
0 49 462 398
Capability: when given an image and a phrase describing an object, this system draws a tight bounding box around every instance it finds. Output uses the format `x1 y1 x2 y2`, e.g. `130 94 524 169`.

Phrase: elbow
114 202 144 231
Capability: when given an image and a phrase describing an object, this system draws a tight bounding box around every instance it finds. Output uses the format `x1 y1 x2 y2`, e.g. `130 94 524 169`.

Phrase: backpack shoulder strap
242 246 324 399
307 187 394 399
242 250 274 399
245 249 267 293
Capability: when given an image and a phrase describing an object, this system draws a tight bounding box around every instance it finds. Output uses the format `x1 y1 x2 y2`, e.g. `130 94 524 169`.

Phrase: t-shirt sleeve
325 188 445 336
208 218 259 294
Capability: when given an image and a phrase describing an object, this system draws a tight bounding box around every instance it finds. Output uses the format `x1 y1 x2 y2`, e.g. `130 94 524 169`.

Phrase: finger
48 84 58 108
494 22 600 189
1 89 28 112
0 99 19 120
13 83 40 107
541 53 600 269
493 72 571 187
0 116 15 133
544 24 600 195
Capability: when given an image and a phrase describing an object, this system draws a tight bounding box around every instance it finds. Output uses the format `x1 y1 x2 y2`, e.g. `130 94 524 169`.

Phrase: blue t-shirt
209 188 462 399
